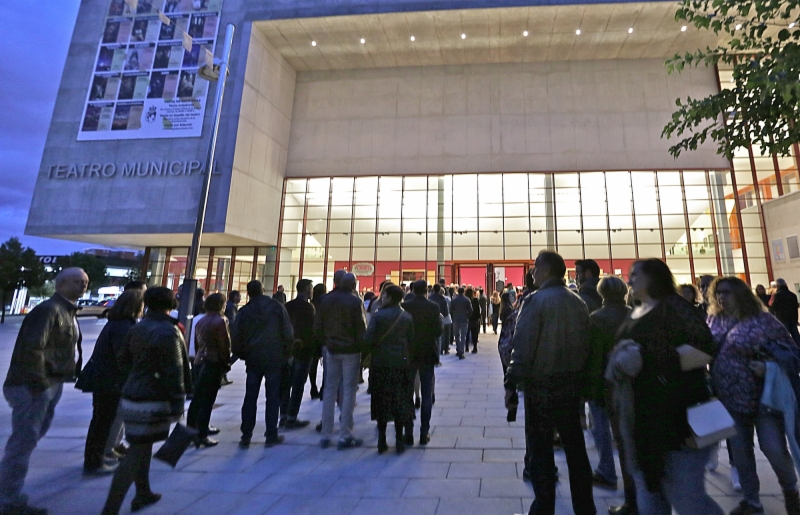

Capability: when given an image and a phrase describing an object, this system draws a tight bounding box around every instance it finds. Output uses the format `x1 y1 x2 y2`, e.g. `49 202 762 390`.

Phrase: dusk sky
0 1 99 256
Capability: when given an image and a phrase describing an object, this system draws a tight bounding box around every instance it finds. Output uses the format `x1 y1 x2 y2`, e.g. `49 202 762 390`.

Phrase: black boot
395 426 405 454
378 421 389 454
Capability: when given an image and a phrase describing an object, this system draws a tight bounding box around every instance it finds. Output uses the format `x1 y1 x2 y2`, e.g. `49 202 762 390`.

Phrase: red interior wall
459 267 486 289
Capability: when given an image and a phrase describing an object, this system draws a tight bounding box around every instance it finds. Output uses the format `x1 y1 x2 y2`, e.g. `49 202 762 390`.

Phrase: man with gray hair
772 278 800 345
314 272 366 449
0 267 89 515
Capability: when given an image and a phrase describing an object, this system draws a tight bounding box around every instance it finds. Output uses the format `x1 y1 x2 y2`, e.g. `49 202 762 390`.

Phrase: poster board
77 0 223 140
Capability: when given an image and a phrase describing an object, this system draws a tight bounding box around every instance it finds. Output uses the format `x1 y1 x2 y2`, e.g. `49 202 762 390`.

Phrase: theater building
27 0 800 297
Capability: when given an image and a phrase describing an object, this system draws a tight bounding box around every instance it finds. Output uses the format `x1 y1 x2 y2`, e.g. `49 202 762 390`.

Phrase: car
76 299 113 318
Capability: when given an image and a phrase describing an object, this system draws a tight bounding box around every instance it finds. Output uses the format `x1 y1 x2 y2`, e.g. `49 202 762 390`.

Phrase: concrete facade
25 0 728 249
763 191 800 294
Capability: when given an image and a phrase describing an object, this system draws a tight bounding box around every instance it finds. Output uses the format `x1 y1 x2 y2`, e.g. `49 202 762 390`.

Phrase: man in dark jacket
507 251 595 515
0 268 88 515
401 281 442 445
272 285 287 305
225 290 240 322
450 287 472 359
478 288 488 333
314 273 366 450
467 288 481 353
280 279 315 429
772 278 800 345
575 259 602 314
231 280 293 448
429 284 450 356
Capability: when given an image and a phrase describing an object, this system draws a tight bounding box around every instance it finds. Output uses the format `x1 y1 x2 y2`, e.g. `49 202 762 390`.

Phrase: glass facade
272 170 762 296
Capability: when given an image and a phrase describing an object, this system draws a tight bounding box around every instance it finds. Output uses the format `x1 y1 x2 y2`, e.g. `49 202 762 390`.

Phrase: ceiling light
681 25 687 32
410 35 415 41
311 40 316 46
628 27 634 33
360 38 365 44
523 30 529 36
575 29 581 35
461 33 466 39
735 23 742 30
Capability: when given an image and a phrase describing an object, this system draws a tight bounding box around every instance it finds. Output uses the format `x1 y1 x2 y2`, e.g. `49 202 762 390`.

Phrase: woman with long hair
82 289 145 475
490 291 501 334
364 285 414 454
708 277 800 515
101 287 192 515
608 258 723 515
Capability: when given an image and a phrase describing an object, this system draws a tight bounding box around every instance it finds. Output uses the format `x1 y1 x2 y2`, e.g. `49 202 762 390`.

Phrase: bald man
1 267 89 515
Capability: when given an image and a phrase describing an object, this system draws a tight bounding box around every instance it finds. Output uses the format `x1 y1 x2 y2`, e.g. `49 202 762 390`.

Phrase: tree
0 238 46 324
662 0 800 160
55 253 108 293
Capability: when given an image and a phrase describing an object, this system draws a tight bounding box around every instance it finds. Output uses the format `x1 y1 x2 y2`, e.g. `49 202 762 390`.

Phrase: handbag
74 356 99 393
685 399 737 449
153 423 198 468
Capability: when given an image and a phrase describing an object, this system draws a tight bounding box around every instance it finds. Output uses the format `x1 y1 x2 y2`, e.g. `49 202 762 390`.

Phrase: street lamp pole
177 23 235 338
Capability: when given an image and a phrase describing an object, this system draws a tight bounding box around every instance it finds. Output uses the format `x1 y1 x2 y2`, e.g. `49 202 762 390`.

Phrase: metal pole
178 23 235 340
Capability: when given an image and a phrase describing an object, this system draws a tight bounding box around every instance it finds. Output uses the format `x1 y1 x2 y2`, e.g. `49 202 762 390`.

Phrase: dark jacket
364 305 414 369
429 292 449 318
81 317 136 395
450 294 472 324
224 301 238 323
5 294 82 391
118 312 192 401
401 295 443 366
194 312 231 365
273 291 287 305
507 279 591 382
469 297 481 322
578 277 602 314
772 287 799 327
231 295 293 372
478 294 487 318
584 301 631 403
285 294 316 362
313 289 366 354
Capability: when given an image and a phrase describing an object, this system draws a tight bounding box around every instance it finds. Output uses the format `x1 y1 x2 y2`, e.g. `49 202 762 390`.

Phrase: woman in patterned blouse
708 277 800 515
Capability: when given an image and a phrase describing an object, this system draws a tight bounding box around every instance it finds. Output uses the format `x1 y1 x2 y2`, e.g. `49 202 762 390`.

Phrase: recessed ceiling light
735 23 742 30
360 38 365 44
311 40 316 46
523 30 529 36
628 27 634 33
410 35 415 41
461 33 466 39
681 25 687 32
575 29 581 35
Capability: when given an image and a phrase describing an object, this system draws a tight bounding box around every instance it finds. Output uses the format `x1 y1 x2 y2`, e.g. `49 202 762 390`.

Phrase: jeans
491 312 499 332
453 322 469 356
588 400 617 483
523 374 596 515
321 352 360 442
0 383 63 508
730 408 798 506
280 359 310 420
406 364 435 436
632 446 724 515
187 361 224 438
84 393 121 470
240 368 282 441
439 325 451 354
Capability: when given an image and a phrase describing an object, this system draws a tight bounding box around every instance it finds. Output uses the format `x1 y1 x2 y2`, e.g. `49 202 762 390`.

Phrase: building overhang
254 2 723 72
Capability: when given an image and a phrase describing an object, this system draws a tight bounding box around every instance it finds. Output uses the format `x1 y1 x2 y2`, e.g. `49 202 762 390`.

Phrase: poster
78 0 223 141
772 239 786 262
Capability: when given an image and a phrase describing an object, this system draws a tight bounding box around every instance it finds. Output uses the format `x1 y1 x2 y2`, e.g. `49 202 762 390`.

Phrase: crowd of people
0 256 799 515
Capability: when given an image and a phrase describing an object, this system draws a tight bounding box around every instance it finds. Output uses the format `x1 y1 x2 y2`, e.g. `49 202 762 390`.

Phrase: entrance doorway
456 263 530 293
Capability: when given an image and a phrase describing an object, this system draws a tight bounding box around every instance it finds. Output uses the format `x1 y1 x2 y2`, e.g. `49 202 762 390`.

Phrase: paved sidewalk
0 319 784 514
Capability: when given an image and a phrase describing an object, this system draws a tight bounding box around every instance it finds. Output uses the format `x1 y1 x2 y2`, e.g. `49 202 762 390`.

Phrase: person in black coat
231 280 294 448
466 288 481 353
401 281 442 445
365 285 414 454
478 289 488 333
82 289 145 475
308 283 327 399
771 279 800 345
280 279 316 428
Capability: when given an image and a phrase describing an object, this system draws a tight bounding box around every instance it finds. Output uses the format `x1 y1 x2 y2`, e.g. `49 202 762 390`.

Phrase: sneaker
264 435 285 448
471 349 478 354
285 419 311 429
731 466 742 492
458 355 465 360
419 434 430 445
320 439 331 449
730 500 763 515
131 491 162 512
784 488 800 515
83 463 118 477
0 503 48 515
113 443 129 456
220 375 233 386
238 437 251 449
207 426 221 435
591 472 617 490
337 437 363 450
